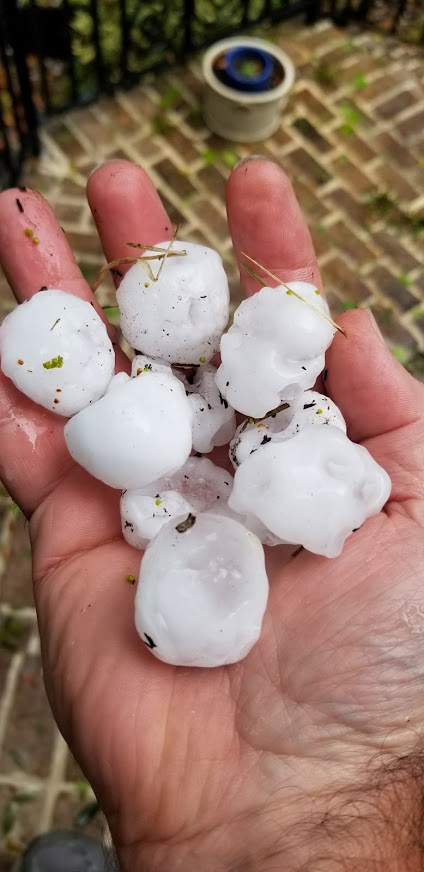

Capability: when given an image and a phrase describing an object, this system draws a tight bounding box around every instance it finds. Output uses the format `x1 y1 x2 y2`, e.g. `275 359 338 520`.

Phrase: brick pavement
0 17 423 867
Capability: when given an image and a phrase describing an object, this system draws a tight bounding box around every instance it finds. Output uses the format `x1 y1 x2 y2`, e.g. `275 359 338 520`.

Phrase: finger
226 158 321 297
0 188 107 328
326 309 424 504
87 160 173 277
0 188 127 515
327 309 424 441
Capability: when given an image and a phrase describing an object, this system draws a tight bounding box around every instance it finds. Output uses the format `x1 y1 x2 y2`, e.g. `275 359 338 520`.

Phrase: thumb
326 309 424 443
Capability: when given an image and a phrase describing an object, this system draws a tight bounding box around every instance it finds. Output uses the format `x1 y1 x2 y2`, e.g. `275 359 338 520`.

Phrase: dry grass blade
91 257 139 292
91 248 188 292
241 263 267 286
125 242 175 252
154 224 180 283
241 252 348 339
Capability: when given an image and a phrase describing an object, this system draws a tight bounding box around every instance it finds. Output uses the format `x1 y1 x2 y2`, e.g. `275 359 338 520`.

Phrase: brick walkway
0 17 423 867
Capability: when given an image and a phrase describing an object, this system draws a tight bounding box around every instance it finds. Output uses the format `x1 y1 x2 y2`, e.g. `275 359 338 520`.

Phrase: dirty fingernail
233 154 276 171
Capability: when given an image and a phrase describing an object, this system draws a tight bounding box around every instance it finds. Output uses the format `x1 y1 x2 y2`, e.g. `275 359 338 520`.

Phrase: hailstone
0 290 114 416
176 364 236 454
131 353 172 378
117 241 230 364
64 371 192 489
135 512 269 667
121 456 233 549
215 283 336 417
230 391 346 467
229 425 391 557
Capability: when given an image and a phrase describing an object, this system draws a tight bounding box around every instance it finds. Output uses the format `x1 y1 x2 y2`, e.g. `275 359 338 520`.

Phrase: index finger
0 187 126 515
226 158 321 296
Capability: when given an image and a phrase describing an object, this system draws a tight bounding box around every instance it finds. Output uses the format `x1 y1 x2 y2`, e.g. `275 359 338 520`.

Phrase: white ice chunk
135 512 269 667
131 354 172 378
117 241 230 364
230 391 346 467
64 370 192 489
177 364 236 454
216 283 336 417
0 290 114 416
229 425 391 557
121 456 233 549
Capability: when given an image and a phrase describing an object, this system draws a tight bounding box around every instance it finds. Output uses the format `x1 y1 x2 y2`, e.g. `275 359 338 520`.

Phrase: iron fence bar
0 98 13 167
390 0 407 34
3 0 40 156
27 0 52 114
61 0 79 104
183 0 195 57
119 0 130 84
0 7 23 140
88 0 105 94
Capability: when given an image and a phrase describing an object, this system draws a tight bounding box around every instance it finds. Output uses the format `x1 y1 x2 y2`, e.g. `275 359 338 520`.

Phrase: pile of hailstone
0 241 391 668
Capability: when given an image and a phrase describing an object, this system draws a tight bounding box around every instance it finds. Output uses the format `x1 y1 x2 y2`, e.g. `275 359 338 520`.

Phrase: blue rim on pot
223 46 274 92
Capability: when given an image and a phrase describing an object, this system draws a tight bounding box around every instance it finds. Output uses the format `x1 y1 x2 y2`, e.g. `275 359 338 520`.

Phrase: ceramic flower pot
202 36 295 142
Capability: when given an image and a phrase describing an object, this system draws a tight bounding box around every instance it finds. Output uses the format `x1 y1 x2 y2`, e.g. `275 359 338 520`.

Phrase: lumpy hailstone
117 241 230 364
229 425 391 558
131 353 172 378
0 290 114 416
64 371 192 489
230 391 346 467
135 513 269 667
216 283 336 418
121 456 233 549
178 364 236 454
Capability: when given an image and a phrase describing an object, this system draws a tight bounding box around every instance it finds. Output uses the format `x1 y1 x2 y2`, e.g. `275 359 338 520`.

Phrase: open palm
1 159 424 871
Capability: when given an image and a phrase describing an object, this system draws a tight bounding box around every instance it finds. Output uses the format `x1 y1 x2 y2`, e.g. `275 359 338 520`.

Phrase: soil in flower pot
213 51 285 92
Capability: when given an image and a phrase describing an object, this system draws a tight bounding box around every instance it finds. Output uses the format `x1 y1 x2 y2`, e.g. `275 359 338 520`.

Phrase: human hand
1 158 424 871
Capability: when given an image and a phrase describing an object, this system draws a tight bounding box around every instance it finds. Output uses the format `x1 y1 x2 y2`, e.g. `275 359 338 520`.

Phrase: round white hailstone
116 241 230 364
134 512 269 667
230 391 346 467
176 364 236 454
121 456 233 549
215 283 336 418
131 353 172 378
0 290 114 416
64 371 192 489
228 425 391 558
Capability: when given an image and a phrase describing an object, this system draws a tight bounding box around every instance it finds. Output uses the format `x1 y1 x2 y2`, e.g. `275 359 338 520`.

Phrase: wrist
112 750 424 872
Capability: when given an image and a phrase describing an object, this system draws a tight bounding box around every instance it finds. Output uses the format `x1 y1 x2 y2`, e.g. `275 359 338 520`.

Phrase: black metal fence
0 0 423 188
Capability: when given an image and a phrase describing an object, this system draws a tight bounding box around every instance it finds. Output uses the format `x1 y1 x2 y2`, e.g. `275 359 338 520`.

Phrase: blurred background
0 0 423 865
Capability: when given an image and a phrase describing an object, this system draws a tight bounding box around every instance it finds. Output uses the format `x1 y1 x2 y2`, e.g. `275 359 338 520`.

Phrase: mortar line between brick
38 730 69 832
0 652 24 749
0 604 37 621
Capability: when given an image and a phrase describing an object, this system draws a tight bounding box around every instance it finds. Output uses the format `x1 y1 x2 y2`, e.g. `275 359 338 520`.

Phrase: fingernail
233 154 276 171
88 159 124 178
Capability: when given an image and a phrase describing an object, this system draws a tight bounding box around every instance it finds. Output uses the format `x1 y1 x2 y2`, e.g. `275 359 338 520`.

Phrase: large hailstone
229 425 391 558
230 391 346 467
64 371 192 489
121 456 233 549
135 512 269 667
176 364 236 454
215 283 336 418
117 241 230 364
0 290 114 416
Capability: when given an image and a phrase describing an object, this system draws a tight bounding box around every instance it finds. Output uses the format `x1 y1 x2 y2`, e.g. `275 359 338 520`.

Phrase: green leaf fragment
43 356 63 370
9 502 21 516
75 780 91 800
